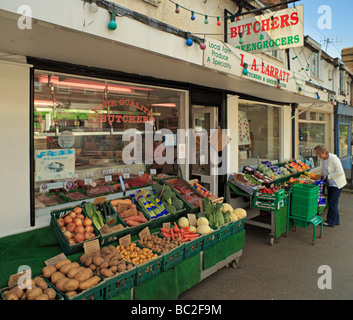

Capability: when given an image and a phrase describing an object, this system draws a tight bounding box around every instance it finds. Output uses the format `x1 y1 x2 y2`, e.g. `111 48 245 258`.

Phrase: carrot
162 232 170 238
183 233 199 239
160 228 171 234
174 222 180 233
170 229 175 240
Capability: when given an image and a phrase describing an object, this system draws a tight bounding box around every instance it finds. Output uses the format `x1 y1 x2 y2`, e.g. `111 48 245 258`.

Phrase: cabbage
178 217 189 228
197 217 209 227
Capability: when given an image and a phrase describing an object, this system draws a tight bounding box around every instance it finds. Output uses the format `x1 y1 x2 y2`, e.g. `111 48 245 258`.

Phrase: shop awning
0 1 322 105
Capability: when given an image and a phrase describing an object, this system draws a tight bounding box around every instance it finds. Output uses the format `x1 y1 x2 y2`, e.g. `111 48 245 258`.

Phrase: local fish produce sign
227 5 304 53
35 149 75 181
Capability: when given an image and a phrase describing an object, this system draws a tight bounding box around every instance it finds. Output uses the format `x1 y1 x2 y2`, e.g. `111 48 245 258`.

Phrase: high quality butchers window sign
227 5 304 54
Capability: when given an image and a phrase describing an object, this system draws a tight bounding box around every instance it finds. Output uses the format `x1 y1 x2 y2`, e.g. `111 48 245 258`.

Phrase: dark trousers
326 186 342 226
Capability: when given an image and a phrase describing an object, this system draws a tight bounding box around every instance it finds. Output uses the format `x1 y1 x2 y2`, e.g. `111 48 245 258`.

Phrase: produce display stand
226 182 288 246
0 211 246 301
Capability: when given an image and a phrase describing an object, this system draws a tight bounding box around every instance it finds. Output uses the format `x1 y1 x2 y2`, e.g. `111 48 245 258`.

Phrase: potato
36 294 49 300
55 277 69 292
51 271 65 284
74 269 93 283
79 253 90 264
65 291 77 297
109 259 120 267
5 292 19 300
126 264 133 270
117 263 126 272
26 287 43 301
34 277 48 290
93 256 104 266
89 264 97 271
102 254 113 262
109 266 118 273
55 259 71 270
9 286 24 299
44 288 56 300
42 265 57 278
67 266 85 279
100 261 109 269
63 279 79 292
100 268 114 278
79 276 100 291
60 262 80 274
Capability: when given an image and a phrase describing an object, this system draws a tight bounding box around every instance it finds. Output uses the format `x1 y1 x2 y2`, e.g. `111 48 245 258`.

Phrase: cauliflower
234 208 247 219
221 203 233 214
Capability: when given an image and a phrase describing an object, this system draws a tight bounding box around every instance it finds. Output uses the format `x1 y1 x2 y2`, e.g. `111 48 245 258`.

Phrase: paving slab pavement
179 192 353 300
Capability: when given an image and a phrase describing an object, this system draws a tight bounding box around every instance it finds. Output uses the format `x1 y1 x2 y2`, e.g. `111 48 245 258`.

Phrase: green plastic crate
202 227 220 249
50 206 101 255
63 281 105 300
135 255 163 285
218 223 234 241
252 197 285 211
103 267 136 299
291 202 318 219
183 236 203 259
231 218 246 235
291 184 319 198
253 188 285 201
160 243 185 272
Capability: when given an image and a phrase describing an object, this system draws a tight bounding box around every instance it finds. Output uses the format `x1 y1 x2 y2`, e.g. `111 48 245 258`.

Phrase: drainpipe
291 103 298 158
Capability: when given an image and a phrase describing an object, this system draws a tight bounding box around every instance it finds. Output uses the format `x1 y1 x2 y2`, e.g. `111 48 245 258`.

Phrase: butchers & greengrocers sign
227 5 304 53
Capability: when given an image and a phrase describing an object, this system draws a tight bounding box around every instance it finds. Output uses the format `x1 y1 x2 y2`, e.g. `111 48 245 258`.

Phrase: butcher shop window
33 70 186 216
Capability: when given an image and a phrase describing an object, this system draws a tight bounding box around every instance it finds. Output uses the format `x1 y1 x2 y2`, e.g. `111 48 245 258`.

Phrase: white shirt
319 153 347 189
322 156 337 187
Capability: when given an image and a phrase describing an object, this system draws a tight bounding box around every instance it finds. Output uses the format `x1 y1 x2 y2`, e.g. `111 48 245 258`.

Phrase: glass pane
318 113 325 121
351 120 353 155
33 70 185 213
238 102 280 169
298 123 325 158
192 111 211 176
310 112 317 121
339 124 349 157
299 110 307 120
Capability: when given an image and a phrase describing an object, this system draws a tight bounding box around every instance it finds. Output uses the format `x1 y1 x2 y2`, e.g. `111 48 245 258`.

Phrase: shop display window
298 122 325 157
33 70 186 214
238 101 280 168
339 124 349 158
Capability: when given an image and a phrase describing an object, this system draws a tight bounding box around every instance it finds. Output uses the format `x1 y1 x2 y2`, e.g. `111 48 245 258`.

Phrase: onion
63 230 72 239
67 223 76 233
83 218 92 227
75 225 85 234
76 213 85 221
74 218 83 226
57 218 65 227
60 226 67 232
74 233 85 243
84 226 94 233
68 211 76 219
64 216 73 225
83 232 91 240
68 238 76 245
74 207 83 214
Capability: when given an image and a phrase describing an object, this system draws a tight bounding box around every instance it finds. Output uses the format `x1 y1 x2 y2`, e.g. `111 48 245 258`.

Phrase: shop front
335 102 353 178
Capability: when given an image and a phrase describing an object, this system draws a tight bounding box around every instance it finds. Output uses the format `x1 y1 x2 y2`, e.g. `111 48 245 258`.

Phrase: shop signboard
227 5 304 53
35 149 75 181
203 36 306 93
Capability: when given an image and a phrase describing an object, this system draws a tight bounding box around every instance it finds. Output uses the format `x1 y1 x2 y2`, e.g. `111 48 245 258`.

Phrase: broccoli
165 204 177 215
161 186 174 205
152 183 163 197
172 198 184 211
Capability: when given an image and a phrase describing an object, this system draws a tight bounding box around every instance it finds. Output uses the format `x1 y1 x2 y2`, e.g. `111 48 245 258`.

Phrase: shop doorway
191 106 219 196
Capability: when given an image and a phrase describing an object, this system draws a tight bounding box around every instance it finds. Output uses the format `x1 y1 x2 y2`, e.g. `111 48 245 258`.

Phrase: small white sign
105 175 112 182
123 173 130 179
85 178 93 186
178 143 186 159
150 169 157 175
138 170 144 177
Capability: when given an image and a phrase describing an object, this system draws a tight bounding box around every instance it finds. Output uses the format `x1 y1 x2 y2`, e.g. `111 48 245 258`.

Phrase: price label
138 170 144 177
150 169 157 175
83 239 100 256
124 167 130 173
45 253 67 266
187 214 197 227
138 227 151 240
162 222 170 229
105 175 112 182
93 196 107 205
85 178 93 186
119 234 131 247
123 173 130 179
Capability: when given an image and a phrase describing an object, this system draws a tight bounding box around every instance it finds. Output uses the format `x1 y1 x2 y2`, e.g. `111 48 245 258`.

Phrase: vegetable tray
103 266 136 299
50 206 101 255
231 218 246 235
160 243 185 272
159 177 203 213
218 222 234 242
